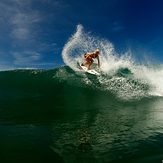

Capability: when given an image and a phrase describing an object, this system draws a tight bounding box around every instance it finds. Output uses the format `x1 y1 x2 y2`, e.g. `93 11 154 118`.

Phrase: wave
0 25 162 101
61 24 163 99
0 66 157 101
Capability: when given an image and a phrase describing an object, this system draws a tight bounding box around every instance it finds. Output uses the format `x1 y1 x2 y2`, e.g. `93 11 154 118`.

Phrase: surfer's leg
82 59 93 70
87 60 93 70
82 61 89 67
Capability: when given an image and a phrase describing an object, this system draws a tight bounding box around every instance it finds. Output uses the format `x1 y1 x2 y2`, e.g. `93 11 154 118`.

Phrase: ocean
1 24 163 163
0 66 163 163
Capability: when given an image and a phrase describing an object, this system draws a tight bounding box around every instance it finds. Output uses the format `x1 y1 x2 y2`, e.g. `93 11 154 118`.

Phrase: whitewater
62 24 163 100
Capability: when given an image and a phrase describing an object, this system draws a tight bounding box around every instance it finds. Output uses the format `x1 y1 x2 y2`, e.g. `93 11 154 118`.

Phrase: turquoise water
0 66 163 163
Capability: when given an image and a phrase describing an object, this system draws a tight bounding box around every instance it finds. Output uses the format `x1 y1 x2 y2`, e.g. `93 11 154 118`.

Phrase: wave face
62 25 163 99
0 65 161 105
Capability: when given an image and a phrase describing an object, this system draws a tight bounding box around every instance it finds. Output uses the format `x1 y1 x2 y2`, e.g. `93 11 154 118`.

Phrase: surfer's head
95 49 100 56
95 48 99 53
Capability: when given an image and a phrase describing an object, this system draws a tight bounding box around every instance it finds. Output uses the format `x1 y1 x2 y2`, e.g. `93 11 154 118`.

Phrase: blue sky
0 0 163 69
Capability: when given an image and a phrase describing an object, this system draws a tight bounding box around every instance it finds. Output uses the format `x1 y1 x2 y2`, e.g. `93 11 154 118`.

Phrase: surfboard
80 65 100 75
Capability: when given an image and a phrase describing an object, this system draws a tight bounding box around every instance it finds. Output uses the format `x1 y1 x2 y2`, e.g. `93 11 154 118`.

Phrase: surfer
81 49 100 70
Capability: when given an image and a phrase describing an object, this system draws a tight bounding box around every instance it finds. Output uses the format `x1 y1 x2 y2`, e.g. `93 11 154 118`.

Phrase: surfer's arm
97 56 100 68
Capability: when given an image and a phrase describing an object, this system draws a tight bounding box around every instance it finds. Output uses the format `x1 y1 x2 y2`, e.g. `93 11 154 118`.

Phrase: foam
62 25 163 99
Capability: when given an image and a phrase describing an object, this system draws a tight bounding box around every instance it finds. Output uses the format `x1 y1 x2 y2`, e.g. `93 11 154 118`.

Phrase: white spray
62 25 132 72
62 25 163 99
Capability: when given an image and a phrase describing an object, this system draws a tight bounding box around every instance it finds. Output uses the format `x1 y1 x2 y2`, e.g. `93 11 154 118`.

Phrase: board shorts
85 58 93 63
